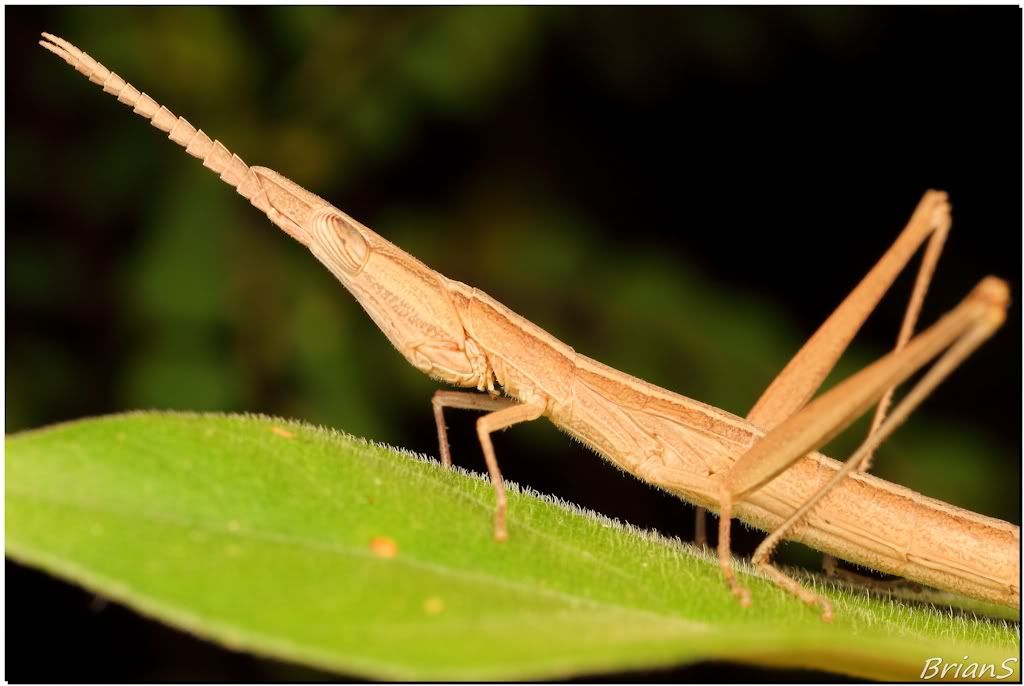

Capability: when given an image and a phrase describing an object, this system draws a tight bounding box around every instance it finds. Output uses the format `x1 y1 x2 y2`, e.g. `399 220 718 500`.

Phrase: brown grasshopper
40 33 1019 621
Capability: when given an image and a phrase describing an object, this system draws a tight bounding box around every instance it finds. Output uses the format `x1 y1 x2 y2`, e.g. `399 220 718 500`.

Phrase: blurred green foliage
8 7 1018 531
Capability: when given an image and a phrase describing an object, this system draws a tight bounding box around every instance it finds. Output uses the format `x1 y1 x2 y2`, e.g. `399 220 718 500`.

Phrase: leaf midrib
6 485 713 632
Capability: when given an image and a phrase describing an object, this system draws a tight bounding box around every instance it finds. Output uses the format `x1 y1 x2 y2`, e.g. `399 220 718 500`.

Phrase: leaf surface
6 413 1019 680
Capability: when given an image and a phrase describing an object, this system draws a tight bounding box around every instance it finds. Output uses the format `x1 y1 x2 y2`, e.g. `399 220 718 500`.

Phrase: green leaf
5 413 1019 680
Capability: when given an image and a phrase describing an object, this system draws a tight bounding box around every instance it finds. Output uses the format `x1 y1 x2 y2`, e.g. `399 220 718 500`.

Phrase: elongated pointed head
249 166 488 389
249 167 375 277
249 166 333 247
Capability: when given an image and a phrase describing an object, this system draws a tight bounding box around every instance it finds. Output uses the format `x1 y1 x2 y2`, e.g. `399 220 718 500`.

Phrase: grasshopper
40 33 1019 621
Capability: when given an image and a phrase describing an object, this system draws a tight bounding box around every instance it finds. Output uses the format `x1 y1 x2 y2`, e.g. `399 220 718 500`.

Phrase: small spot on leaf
370 536 398 559
423 596 445 615
271 426 296 439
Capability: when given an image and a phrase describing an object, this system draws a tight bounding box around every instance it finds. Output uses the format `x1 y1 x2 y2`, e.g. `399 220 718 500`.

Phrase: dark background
6 6 1021 682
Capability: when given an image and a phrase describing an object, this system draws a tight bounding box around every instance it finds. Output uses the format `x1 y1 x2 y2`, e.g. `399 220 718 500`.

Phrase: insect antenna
39 32 270 215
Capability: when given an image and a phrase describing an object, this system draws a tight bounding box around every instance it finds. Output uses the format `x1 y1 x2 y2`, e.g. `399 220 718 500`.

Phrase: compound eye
311 209 370 273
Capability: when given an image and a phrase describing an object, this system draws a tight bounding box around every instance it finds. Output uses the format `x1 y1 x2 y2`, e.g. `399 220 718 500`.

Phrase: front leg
432 391 515 468
431 390 545 540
